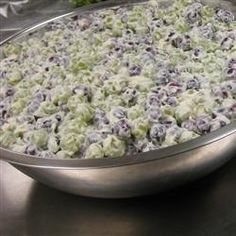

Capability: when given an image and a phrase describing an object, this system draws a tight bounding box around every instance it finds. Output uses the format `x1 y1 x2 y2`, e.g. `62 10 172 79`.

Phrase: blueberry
113 108 127 119
196 116 212 134
24 145 37 156
149 124 166 143
186 77 200 90
129 65 142 76
112 119 131 138
215 8 234 23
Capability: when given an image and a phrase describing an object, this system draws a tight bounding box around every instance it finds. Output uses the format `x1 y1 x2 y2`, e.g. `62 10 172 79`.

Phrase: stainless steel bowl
0 0 236 198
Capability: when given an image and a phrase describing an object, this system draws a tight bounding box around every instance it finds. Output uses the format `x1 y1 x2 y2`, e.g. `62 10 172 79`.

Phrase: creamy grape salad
0 0 235 159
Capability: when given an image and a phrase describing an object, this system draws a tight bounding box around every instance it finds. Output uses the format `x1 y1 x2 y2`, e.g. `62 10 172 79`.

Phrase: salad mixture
0 0 235 159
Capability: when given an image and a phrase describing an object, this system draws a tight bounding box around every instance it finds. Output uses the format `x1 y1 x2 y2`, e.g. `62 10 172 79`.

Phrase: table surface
0 1 236 235
1 158 236 236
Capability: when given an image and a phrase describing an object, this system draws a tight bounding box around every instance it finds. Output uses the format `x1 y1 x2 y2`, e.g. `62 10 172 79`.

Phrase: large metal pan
0 0 236 198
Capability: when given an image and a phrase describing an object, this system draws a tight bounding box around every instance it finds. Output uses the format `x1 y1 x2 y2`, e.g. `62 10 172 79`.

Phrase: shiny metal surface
0 0 236 198
1 159 236 236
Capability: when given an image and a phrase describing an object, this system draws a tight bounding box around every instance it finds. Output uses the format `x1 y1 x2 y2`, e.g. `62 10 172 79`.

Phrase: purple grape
0 102 7 119
94 109 110 128
129 65 142 76
186 77 200 90
225 68 236 80
147 107 162 123
212 86 229 99
5 87 15 97
48 55 68 66
156 68 172 85
228 58 236 70
166 82 183 96
100 127 112 138
113 108 127 119
165 96 178 107
149 124 166 143
112 119 131 138
229 104 236 119
171 35 192 51
0 118 4 127
24 145 38 156
213 107 231 119
185 2 202 24
125 143 138 155
182 119 197 132
73 85 91 101
196 116 212 134
34 90 47 103
199 24 214 39
210 117 228 132
27 101 40 114
168 125 183 139
160 116 177 128
86 131 103 144
146 94 161 109
0 71 7 79
225 82 236 96
193 48 204 58
215 8 234 23
142 142 158 152
55 114 62 122
123 88 138 105
42 119 52 129
39 151 57 159
78 18 92 30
